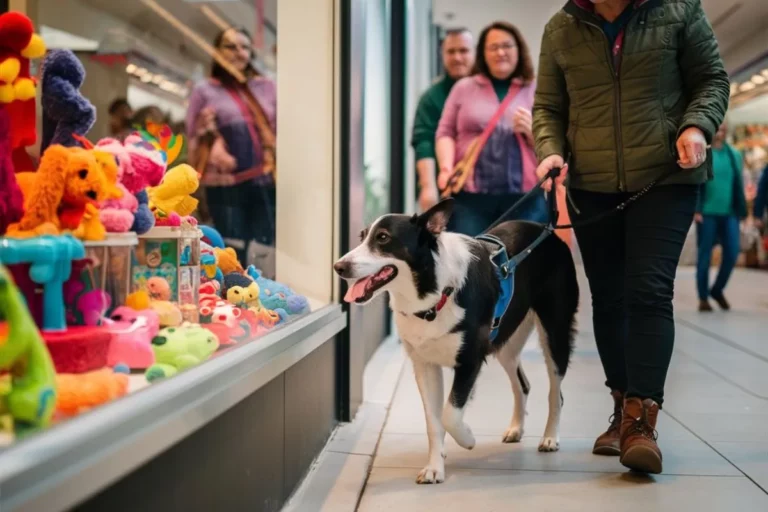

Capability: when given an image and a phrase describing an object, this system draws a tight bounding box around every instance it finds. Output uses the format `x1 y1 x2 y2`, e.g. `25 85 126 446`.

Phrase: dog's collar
412 287 455 322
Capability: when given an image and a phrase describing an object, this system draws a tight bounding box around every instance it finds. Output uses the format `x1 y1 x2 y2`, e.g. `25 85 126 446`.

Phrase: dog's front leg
442 361 480 450
412 358 446 484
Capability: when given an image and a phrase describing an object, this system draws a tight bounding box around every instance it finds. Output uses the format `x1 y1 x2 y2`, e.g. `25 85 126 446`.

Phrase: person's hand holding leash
676 127 708 169
437 165 453 192
536 155 568 192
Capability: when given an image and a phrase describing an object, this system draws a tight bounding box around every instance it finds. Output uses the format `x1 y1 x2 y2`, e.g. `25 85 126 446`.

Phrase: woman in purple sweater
436 21 544 236
186 27 277 262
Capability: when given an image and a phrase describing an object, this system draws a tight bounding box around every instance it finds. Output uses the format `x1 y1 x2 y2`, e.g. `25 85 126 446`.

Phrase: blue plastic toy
0 235 85 331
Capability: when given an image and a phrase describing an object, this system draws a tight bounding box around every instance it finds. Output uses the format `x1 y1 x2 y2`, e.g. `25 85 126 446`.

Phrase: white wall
432 0 563 71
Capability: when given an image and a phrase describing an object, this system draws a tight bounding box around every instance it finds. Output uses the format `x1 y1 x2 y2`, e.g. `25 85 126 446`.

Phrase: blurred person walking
436 22 544 236
186 27 276 273
533 0 729 474
695 121 747 312
411 28 474 212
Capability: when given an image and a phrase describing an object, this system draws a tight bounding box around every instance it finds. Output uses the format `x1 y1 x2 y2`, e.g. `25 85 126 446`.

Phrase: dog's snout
334 260 351 277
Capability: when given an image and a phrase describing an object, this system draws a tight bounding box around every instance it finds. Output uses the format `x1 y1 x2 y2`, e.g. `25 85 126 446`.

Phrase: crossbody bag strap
465 82 521 168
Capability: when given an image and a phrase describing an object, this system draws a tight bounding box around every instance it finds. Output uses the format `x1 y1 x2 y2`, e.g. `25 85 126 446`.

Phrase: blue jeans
447 190 548 237
696 215 740 301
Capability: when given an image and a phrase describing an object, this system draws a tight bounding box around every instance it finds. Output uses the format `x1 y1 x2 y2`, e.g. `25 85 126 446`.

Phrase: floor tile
713 441 768 492
373 433 739 477
359 468 768 512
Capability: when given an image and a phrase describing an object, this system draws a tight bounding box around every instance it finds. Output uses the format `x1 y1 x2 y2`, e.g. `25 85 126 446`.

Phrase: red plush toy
0 12 46 171
0 108 23 235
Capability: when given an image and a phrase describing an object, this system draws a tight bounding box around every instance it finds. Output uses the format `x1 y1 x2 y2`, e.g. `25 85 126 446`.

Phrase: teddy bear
40 49 96 153
7 144 116 239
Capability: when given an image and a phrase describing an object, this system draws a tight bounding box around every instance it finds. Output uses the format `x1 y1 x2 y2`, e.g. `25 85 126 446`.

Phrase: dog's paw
502 426 524 443
416 465 445 484
538 437 560 452
447 424 476 450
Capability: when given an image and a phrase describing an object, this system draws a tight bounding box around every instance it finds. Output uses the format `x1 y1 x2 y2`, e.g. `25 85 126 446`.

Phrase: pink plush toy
100 182 138 232
106 306 160 369
95 135 165 194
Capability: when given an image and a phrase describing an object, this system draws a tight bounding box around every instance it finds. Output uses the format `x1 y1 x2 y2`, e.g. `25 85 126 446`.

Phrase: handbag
441 83 522 198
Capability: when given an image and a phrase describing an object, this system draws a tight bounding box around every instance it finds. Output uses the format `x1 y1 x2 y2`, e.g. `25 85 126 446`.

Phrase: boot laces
628 408 658 441
606 410 621 433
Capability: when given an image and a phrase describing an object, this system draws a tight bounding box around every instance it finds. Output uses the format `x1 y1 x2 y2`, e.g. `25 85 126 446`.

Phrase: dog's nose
334 260 351 277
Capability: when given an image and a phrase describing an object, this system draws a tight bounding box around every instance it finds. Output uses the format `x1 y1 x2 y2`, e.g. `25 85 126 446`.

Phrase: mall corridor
287 266 768 511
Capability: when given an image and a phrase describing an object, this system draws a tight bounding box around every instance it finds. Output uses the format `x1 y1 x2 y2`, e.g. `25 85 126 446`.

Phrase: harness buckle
499 264 510 279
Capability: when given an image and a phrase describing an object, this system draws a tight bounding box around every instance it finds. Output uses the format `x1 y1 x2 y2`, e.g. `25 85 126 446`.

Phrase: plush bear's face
62 150 110 206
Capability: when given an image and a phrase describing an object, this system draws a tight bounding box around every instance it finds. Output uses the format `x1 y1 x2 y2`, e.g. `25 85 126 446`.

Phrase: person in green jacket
411 28 474 212
532 0 730 475
695 121 747 312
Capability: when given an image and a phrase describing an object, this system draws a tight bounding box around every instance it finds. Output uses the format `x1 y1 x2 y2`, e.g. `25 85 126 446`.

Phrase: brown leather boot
592 390 623 456
620 397 662 474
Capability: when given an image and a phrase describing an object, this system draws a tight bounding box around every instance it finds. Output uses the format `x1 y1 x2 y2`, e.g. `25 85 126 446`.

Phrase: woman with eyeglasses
435 21 545 236
533 0 730 474
186 27 277 273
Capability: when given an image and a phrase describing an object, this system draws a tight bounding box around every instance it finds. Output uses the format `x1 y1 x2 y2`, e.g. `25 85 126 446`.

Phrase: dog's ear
418 198 454 235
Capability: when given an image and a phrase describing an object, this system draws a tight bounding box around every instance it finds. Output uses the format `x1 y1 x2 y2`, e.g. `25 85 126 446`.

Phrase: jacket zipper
582 19 626 192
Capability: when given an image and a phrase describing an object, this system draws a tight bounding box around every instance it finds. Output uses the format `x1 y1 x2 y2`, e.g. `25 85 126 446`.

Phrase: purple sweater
186 77 277 187
436 75 538 194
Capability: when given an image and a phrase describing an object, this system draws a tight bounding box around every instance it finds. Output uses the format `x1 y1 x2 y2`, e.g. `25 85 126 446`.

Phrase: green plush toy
145 324 219 382
0 265 57 431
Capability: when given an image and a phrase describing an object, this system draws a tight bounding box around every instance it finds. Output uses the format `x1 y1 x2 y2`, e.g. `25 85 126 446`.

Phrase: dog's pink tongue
344 277 371 303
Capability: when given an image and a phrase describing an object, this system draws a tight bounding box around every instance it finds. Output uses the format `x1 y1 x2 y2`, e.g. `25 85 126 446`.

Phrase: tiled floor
288 266 768 511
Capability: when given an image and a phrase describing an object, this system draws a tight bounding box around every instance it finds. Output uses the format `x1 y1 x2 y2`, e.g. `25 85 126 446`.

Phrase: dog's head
334 199 454 305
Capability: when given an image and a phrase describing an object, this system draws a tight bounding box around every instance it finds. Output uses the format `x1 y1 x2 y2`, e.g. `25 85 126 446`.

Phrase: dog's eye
78 169 88 179
375 232 390 244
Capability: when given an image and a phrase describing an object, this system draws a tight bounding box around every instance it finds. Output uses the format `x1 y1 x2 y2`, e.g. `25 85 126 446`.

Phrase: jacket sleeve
411 91 438 161
677 0 731 143
533 28 569 161
435 81 463 141
755 164 768 221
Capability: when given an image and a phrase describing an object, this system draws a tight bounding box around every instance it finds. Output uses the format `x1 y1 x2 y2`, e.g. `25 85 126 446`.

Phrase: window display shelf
0 304 345 512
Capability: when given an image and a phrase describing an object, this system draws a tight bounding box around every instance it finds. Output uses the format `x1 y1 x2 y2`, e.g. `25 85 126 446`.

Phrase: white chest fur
395 301 465 368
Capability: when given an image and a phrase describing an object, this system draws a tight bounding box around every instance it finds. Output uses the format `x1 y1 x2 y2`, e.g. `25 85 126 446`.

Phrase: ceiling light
141 73 154 83
751 74 766 85
151 74 164 85
135 67 148 76
762 69 768 79
126 63 137 74
739 82 756 92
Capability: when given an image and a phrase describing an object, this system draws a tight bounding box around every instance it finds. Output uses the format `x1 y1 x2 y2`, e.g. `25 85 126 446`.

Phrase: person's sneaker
698 300 713 312
592 390 623 456
620 398 662 474
710 292 730 311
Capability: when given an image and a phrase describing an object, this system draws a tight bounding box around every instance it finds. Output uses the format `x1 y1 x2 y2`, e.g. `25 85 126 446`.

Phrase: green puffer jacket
533 0 731 193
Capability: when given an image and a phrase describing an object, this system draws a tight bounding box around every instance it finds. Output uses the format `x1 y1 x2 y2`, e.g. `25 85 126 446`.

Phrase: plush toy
100 183 138 232
55 368 129 417
105 306 160 369
145 324 219 382
40 49 96 152
147 163 199 218
246 265 310 317
200 225 225 249
8 145 114 239
200 251 223 286
221 273 252 302
150 300 183 327
215 247 244 274
125 289 151 310
131 189 155 234
0 12 46 172
0 265 57 430
0 108 23 235
226 279 260 309
147 276 171 301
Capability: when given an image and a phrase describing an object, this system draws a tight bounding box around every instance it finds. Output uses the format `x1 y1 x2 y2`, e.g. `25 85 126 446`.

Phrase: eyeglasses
221 43 251 52
486 42 517 53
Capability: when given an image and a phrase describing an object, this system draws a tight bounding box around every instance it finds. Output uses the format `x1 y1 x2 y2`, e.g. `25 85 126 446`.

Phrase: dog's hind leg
412 357 447 484
534 314 569 453
442 358 481 450
496 313 534 443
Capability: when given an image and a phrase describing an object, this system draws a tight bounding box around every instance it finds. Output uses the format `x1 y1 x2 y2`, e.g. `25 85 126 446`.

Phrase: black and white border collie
334 199 579 484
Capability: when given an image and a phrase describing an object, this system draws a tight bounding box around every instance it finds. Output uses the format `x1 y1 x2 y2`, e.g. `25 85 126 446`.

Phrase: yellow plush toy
214 247 243 274
147 163 199 217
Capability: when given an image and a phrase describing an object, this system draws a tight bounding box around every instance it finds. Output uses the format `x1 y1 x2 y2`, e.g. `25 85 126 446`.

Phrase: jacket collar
566 0 656 19
571 0 651 10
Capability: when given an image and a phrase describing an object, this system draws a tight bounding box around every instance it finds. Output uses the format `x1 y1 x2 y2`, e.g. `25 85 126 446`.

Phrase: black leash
483 167 678 233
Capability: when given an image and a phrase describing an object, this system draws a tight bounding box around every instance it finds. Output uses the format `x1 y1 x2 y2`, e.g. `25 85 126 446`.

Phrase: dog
334 199 579 484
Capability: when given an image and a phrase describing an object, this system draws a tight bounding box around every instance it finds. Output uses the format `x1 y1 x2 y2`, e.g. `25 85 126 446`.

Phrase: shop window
0 0 331 445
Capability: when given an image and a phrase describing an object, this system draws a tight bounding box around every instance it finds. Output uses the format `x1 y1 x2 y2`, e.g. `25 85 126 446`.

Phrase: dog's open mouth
344 265 398 304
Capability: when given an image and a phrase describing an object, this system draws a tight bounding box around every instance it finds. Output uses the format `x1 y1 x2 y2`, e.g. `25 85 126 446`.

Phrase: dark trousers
448 190 548 237
206 182 276 263
569 185 697 405
696 215 740 301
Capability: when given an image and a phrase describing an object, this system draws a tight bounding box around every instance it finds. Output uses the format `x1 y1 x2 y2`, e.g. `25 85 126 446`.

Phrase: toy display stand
79 233 138 318
132 226 201 323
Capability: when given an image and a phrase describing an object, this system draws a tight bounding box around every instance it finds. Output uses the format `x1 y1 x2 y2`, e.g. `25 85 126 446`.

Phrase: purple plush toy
131 189 155 235
40 49 96 152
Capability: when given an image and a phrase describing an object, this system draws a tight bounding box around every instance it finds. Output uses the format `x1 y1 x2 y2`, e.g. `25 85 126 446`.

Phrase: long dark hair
472 21 534 84
210 27 257 85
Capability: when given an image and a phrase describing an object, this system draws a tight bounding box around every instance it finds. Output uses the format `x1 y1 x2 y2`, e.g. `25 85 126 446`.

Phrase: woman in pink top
436 21 543 236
